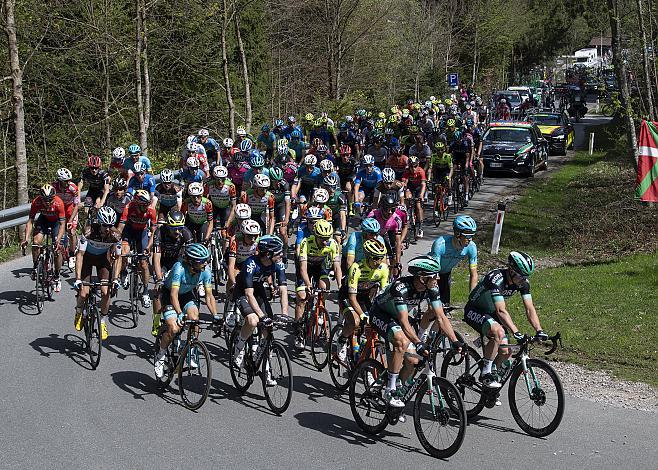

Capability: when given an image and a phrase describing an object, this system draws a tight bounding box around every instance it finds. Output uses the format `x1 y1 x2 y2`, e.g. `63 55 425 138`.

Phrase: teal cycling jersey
164 260 212 294
344 231 386 263
428 235 477 274
468 268 531 314
372 275 442 319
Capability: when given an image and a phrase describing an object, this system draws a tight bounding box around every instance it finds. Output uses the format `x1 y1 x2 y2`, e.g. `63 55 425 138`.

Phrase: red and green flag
635 120 658 202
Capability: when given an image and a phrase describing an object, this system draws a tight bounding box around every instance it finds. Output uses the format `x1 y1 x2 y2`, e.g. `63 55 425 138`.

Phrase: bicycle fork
519 353 542 395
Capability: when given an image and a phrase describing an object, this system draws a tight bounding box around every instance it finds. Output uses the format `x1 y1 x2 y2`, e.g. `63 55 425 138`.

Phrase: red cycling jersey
402 167 426 188
52 181 80 208
29 196 66 222
119 201 157 230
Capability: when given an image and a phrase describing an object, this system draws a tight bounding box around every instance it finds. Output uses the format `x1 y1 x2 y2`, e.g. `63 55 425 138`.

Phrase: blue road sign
447 73 459 87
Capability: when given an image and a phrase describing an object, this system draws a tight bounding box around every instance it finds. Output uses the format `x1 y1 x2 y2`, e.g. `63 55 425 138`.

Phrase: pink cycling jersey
228 162 249 186
367 207 407 235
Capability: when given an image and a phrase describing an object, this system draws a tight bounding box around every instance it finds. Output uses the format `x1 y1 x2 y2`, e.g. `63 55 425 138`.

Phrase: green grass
0 244 20 263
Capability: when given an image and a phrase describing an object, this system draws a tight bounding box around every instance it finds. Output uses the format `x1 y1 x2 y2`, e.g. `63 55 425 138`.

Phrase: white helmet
345 115 354 123
241 219 261 236
319 159 334 172
276 143 288 155
235 203 251 220
213 165 228 179
186 156 199 168
133 161 146 173
186 141 199 153
236 126 247 137
304 154 317 166
253 173 271 188
112 147 126 159
223 137 234 148
187 182 204 196
429 95 437 101
160 168 175 183
382 167 396 183
56 168 72 181
313 188 329 204
97 206 117 226
186 135 196 144
198 128 210 137
362 154 375 165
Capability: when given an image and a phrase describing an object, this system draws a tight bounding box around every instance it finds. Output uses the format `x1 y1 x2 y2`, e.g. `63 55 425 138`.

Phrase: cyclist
22 184 66 291
177 156 205 191
450 130 473 205
154 243 219 379
335 145 357 214
344 217 387 270
295 219 342 349
79 154 111 214
226 218 261 302
463 251 547 389
206 165 237 230
369 255 461 407
225 202 252 238
154 169 183 221
373 167 404 210
195 128 220 165
231 236 289 383
151 210 194 336
367 193 407 277
53 168 80 269
336 239 389 361
110 147 126 176
123 144 153 175
427 141 454 215
353 154 382 214
268 167 292 252
401 155 427 238
257 124 277 159
227 150 250 196
294 206 325 257
291 154 322 202
127 162 157 208
385 142 408 180
220 137 238 165
104 178 132 226
244 151 270 186
117 189 157 308
181 142 210 178
321 174 347 233
180 182 214 243
72 207 122 340
239 173 275 235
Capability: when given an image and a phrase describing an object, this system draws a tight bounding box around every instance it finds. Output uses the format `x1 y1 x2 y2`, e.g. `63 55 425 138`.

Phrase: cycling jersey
270 180 291 205
372 276 442 318
346 259 389 294
228 232 258 264
295 166 322 188
257 131 277 150
128 174 156 195
367 207 407 235
468 268 531 314
429 152 453 170
207 180 237 209
154 182 182 209
325 190 347 215
123 155 152 173
366 145 388 165
228 162 249 187
164 260 212 294
282 161 298 184
181 197 213 225
298 235 340 268
80 168 110 191
429 235 477 274
29 196 66 222
153 225 194 260
78 224 121 256
236 255 286 292
52 181 79 208
195 137 220 162
354 167 383 190
104 193 132 219
176 168 205 186
336 157 358 180
344 232 387 263
239 189 274 219
243 167 270 186
119 202 157 230
375 181 404 196
385 154 409 178
402 167 426 189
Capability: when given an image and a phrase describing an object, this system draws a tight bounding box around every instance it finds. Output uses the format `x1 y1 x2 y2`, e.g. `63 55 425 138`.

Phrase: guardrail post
589 132 595 155
490 202 506 255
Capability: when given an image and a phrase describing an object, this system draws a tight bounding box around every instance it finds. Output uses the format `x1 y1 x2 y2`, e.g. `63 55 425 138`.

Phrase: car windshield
485 128 532 143
529 115 560 126
499 93 520 103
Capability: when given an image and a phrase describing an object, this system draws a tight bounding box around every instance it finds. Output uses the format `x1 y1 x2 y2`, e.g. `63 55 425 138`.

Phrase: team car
481 122 549 177
527 111 575 155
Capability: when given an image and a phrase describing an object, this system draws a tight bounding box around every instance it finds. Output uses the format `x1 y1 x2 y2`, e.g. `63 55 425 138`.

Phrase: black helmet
258 235 284 257
382 191 399 209
166 210 185 227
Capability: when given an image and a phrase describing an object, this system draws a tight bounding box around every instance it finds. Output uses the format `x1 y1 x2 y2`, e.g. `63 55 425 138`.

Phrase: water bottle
251 331 260 355
353 338 361 362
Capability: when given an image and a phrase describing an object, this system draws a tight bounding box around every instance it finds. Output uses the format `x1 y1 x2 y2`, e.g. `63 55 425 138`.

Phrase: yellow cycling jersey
347 259 389 294
298 235 340 267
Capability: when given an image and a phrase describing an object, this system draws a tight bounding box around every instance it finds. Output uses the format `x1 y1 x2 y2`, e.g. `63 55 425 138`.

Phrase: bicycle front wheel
35 259 44 314
413 376 467 459
178 339 212 411
439 346 486 418
129 270 140 326
310 307 332 370
262 340 293 414
328 326 352 392
87 309 103 370
508 358 565 437
349 359 388 435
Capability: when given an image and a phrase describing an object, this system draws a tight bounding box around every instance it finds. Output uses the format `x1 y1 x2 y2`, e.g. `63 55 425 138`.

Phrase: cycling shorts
34 217 61 237
338 284 373 314
431 168 451 184
161 288 198 321
369 305 402 341
295 264 330 292
81 252 113 281
274 201 287 223
213 206 231 228
122 225 149 253
463 302 501 336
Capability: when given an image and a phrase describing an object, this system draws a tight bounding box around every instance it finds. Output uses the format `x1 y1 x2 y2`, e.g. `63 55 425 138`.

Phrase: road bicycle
431 179 450 227
451 169 466 213
404 196 422 246
440 332 564 437
208 228 227 298
154 318 213 411
349 345 467 458
79 280 111 369
229 314 294 414
24 230 57 314
122 247 148 327
299 287 332 370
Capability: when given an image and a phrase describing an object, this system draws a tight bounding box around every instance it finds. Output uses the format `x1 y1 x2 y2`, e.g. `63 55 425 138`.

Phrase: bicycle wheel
222 298 236 349
211 244 222 296
87 307 103 370
328 326 352 392
154 330 176 388
414 376 467 459
35 258 44 314
262 340 293 414
440 346 486 418
310 307 332 370
508 358 565 437
44 250 54 301
129 270 139 326
178 339 212 411
228 328 254 393
441 191 450 221
349 359 388 435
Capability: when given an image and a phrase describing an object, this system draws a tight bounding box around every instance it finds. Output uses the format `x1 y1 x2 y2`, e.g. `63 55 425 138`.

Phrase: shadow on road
0 289 54 315
104 334 153 361
469 415 530 437
29 333 95 370
11 267 32 279
293 374 349 405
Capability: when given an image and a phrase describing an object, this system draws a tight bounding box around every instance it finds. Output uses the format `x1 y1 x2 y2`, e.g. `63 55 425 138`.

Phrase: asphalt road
2 114 656 469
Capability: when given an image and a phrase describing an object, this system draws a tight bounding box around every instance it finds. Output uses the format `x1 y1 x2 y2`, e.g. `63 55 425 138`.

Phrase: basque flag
635 120 658 202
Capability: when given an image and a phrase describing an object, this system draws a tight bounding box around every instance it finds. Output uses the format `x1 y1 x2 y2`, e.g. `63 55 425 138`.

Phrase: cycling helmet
250 152 265 168
381 192 399 209
316 144 328 155
319 159 334 172
97 206 117 226
253 173 270 189
269 166 284 181
382 167 396 183
258 235 284 257
112 147 126 160
500 98 507 104
508 251 535 277
360 218 381 234
304 113 314 122
362 154 375 165
235 203 251 220
133 161 146 174
274 119 284 127
446 119 456 127
476 97 482 105
409 155 419 166
363 239 387 258
167 210 185 227
304 154 317 166
56 168 72 181
213 165 228 179
112 177 128 190
134 189 150 205
261 124 270 132
186 141 199 153
198 128 210 137
184 156 198 169
187 182 204 196
160 168 175 183
276 143 289 155
313 219 333 238
236 126 247 136
239 139 253 152
127 144 141 155
87 155 102 168
313 188 329 204
434 141 446 150
322 174 339 189
290 130 302 140
40 184 56 200
288 116 296 123
339 144 352 155
223 137 234 148
408 255 442 276
241 219 262 236
185 243 210 262
453 130 462 140
305 206 323 220
453 215 477 235
339 122 348 132
384 127 394 136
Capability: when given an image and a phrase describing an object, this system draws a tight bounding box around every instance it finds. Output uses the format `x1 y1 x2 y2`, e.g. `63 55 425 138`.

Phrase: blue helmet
453 215 477 235
339 122 348 131
250 151 265 168
389 137 400 149
261 124 270 132
453 130 462 140
239 139 253 152
290 130 302 140
185 243 210 262
128 144 141 155
361 217 381 234
274 119 284 127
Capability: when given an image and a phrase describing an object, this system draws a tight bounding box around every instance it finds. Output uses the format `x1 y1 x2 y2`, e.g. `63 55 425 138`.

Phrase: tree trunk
608 0 639 166
637 0 656 119
140 0 150 150
234 9 252 132
135 0 146 150
221 0 235 136
3 0 27 239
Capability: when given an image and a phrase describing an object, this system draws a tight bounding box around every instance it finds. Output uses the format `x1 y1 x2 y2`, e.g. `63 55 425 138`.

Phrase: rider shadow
0 289 48 315
209 381 279 417
29 333 95 370
293 374 349 405
110 370 177 407
108 301 140 330
468 415 530 437
103 334 154 361
294 412 378 447
11 267 32 279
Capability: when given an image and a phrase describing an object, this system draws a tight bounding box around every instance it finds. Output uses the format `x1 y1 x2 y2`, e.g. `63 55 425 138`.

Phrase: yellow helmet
363 239 387 258
444 99 452 106
313 219 334 238
377 112 386 119
305 113 314 122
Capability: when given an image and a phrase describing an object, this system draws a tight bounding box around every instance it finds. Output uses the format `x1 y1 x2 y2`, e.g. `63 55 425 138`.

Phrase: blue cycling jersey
244 167 270 185
194 137 220 159
123 155 152 172
354 167 383 190
428 235 478 274
127 174 156 194
257 132 277 150
344 231 386 263
236 255 286 291
164 261 212 294
296 222 312 246
296 166 322 187
176 169 205 185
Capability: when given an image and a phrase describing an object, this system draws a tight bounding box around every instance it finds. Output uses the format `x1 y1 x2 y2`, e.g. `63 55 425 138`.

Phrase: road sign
447 72 459 88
